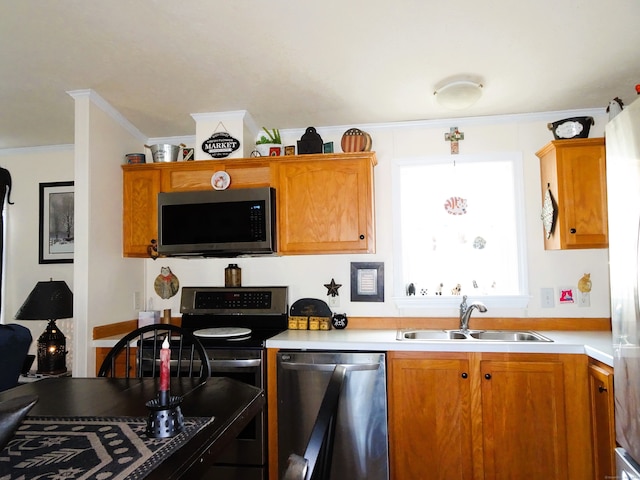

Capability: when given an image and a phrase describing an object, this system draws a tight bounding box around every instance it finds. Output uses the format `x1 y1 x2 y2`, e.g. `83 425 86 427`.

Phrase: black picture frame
39 181 74 264
350 262 384 302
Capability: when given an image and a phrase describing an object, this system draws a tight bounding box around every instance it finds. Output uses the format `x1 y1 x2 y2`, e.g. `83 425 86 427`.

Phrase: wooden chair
282 365 347 480
97 324 211 383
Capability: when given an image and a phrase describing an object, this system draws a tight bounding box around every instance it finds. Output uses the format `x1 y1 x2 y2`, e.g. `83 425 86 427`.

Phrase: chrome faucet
459 295 487 332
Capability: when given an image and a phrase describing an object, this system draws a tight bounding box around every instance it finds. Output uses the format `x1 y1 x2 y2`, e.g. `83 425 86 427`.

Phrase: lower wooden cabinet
588 358 615 480
387 351 593 480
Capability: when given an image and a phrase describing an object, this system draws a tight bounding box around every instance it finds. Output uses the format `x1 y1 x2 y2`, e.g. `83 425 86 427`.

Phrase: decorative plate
541 188 556 239
341 128 368 152
211 171 230 190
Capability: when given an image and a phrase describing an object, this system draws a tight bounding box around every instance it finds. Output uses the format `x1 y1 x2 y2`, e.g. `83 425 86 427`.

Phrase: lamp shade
15 280 73 321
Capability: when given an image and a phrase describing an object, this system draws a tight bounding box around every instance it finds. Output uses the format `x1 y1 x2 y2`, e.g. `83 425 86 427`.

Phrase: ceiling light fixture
434 80 483 110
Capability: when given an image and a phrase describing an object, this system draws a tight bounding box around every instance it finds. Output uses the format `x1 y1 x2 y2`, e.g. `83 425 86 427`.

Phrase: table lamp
15 279 73 374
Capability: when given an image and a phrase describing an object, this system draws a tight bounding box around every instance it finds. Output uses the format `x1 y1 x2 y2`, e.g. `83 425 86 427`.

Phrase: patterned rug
0 416 214 480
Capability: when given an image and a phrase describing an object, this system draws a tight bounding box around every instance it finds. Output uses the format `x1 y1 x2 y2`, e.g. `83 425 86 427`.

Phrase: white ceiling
1 1 639 150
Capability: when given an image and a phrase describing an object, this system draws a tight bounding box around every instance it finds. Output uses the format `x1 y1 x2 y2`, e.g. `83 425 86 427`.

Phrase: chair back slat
97 324 211 383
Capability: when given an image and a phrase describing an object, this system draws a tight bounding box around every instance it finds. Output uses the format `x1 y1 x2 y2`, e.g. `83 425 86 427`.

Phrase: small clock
331 313 348 330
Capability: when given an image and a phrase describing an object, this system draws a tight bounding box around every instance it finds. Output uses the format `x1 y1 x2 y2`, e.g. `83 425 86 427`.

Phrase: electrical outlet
578 292 590 308
133 291 142 310
541 288 555 308
328 296 340 308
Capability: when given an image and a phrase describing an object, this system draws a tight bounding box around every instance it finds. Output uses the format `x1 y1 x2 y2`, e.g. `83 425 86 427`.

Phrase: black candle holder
145 395 184 438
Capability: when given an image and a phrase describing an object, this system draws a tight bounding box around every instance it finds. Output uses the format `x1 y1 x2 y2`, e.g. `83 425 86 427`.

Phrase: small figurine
407 283 416 296
451 284 462 295
607 97 624 122
578 273 592 293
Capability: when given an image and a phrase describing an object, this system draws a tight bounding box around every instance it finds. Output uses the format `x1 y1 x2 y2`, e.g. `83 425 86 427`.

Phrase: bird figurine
607 97 624 122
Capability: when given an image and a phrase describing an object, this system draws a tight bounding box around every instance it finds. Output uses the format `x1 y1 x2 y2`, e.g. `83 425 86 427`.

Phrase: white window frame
391 153 530 311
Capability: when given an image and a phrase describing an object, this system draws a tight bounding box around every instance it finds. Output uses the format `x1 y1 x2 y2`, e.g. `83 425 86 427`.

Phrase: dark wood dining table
0 376 265 479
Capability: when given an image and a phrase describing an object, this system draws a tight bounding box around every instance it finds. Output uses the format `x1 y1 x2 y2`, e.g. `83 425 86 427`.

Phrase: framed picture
39 181 74 264
350 262 384 302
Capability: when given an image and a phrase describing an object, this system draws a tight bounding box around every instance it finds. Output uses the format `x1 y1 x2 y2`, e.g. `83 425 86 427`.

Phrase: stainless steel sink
398 330 467 340
397 329 553 342
467 330 552 342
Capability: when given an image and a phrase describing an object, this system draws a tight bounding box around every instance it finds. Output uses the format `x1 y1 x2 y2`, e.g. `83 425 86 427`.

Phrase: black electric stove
180 286 288 349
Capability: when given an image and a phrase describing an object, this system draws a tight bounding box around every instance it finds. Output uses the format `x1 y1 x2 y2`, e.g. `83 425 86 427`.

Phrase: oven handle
279 362 380 372
209 359 262 369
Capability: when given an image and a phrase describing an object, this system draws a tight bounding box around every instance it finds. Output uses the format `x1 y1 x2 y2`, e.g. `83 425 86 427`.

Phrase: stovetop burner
181 286 288 349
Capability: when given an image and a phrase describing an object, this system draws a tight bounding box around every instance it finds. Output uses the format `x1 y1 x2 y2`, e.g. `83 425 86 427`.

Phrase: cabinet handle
484 373 492 380
598 385 608 393
461 372 468 379
570 228 577 234
359 234 365 240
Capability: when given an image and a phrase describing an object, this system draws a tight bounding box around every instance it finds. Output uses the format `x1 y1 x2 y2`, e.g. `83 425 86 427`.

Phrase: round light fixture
434 80 483 110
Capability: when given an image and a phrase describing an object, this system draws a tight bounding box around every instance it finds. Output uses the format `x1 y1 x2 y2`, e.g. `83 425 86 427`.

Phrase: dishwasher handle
279 361 381 372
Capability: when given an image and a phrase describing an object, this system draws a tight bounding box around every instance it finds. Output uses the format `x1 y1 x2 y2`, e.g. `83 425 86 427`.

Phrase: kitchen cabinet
387 351 592 480
536 138 608 249
588 358 615 480
275 153 376 254
122 153 376 257
122 167 161 257
122 159 271 256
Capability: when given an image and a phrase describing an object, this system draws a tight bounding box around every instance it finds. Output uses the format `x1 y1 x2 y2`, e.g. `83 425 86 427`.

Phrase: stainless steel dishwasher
277 351 389 480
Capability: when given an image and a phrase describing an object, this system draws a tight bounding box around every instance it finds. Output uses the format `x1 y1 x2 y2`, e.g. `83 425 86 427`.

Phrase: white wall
143 109 611 320
70 91 147 376
0 102 612 376
0 146 75 360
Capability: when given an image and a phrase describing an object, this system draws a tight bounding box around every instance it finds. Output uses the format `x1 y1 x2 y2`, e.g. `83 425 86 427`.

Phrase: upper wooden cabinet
121 153 376 257
275 153 376 254
122 167 161 257
536 138 608 249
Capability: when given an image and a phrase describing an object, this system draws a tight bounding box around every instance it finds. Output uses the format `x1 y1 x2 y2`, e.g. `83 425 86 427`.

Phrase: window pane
397 155 521 297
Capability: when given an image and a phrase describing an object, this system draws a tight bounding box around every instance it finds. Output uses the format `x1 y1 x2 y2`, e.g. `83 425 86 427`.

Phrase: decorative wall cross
445 127 464 154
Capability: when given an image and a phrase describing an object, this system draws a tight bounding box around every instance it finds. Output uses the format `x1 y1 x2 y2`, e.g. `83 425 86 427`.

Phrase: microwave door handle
279 362 381 372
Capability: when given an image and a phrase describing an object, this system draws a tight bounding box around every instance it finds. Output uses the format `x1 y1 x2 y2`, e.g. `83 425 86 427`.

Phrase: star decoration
324 278 342 297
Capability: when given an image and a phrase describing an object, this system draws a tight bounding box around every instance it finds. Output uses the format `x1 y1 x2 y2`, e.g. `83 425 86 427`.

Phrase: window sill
393 294 531 311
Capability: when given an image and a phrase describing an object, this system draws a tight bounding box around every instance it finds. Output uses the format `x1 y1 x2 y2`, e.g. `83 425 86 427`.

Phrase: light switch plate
541 288 555 308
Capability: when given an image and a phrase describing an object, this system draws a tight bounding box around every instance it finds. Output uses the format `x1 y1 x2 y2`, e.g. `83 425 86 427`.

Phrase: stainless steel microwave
157 187 276 257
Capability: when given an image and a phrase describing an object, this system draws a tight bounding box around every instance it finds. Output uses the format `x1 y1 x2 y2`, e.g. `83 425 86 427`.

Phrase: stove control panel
180 286 288 315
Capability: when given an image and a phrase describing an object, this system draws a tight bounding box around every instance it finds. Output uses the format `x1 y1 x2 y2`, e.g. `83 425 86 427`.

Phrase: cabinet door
589 360 615 480
480 356 570 479
387 352 473 480
277 157 375 254
558 140 608 248
123 168 160 257
538 138 607 249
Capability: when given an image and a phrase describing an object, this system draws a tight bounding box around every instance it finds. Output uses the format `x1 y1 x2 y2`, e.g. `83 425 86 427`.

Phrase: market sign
202 131 240 158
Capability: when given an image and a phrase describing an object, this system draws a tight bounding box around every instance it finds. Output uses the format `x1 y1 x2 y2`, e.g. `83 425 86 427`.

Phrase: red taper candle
159 335 170 403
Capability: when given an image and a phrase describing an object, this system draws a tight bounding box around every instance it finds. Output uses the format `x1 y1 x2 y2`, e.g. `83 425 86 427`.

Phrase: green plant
256 127 282 145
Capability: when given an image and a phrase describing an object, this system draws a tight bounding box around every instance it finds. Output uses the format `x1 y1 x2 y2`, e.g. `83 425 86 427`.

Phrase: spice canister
225 264 242 287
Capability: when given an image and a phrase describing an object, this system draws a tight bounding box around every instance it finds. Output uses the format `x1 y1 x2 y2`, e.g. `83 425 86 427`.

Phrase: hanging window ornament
473 236 486 249
444 196 468 215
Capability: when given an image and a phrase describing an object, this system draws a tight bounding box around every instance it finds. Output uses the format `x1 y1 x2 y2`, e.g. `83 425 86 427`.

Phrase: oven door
207 349 266 480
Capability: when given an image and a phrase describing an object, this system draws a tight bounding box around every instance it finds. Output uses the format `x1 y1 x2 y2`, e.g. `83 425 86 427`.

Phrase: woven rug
0 415 214 480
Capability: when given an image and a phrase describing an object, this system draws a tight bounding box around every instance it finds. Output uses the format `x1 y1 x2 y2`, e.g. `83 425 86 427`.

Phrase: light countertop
266 329 614 367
